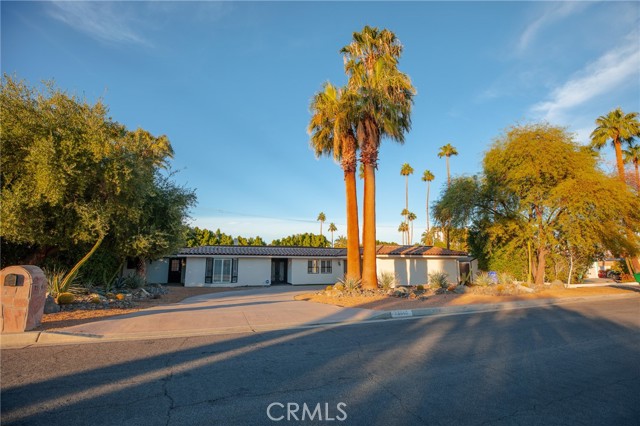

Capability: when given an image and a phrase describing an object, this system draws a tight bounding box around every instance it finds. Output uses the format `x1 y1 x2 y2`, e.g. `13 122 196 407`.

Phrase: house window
308 260 319 274
321 260 332 274
205 258 238 283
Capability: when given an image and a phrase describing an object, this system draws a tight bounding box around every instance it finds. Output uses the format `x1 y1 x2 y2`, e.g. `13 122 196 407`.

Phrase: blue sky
2 1 639 244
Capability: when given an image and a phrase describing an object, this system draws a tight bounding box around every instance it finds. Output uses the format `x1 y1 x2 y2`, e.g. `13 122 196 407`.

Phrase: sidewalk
2 286 638 349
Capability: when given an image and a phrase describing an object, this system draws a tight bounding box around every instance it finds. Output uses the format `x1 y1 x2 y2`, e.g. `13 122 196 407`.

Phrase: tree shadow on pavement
1 298 639 425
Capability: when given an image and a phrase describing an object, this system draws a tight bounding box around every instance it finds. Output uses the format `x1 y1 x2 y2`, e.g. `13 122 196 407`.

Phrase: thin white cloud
517 2 589 53
530 37 640 123
48 1 149 46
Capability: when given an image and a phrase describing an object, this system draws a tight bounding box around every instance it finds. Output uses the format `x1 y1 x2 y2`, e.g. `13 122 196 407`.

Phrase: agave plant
377 272 396 290
337 275 361 291
428 271 449 289
44 266 82 297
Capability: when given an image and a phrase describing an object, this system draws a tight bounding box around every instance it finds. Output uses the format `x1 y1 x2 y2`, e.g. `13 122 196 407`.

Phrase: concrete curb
380 293 639 321
1 293 637 349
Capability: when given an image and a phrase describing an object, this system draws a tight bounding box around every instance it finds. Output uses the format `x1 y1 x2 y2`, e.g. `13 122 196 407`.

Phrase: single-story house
128 245 476 288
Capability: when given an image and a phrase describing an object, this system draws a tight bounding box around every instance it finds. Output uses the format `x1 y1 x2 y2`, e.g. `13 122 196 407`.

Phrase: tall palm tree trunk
405 175 409 238
614 137 625 181
426 182 430 242
362 163 377 289
446 157 451 186
345 169 361 280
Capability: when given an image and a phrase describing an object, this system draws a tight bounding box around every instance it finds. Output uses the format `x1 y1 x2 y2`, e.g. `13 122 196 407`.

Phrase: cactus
56 292 75 305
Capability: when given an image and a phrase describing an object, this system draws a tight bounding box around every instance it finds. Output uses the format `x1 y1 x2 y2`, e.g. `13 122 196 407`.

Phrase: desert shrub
474 271 494 287
497 272 514 285
122 273 145 289
333 283 345 291
89 294 102 304
416 284 425 291
377 272 396 290
56 292 75 305
116 293 125 301
325 285 333 291
495 284 505 293
337 276 361 291
429 271 449 289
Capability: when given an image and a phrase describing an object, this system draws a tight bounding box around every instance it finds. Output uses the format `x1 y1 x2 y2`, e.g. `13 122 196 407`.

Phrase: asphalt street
2 297 639 426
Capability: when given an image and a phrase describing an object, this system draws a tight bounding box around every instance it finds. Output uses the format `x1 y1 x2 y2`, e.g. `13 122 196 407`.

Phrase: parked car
598 270 608 278
607 270 621 281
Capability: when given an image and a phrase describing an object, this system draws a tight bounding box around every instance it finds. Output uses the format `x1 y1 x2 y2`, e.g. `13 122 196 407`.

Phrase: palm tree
317 212 326 239
399 208 409 244
398 222 409 244
407 211 417 245
421 169 434 243
623 139 640 191
342 26 416 289
400 163 414 227
438 143 458 186
328 222 338 247
309 82 361 279
590 108 640 181
334 235 347 248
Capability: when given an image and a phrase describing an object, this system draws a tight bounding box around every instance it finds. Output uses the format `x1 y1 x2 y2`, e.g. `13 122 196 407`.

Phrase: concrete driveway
39 286 384 341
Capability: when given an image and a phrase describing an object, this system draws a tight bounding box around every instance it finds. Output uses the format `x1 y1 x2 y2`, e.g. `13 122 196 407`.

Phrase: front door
271 259 288 284
167 258 184 284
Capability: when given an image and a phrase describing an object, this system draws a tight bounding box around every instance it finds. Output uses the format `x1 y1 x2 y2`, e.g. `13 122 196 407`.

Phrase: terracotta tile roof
375 245 469 257
177 245 347 257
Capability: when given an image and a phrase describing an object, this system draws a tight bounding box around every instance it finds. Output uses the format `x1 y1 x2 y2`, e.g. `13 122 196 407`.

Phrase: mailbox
1 265 47 332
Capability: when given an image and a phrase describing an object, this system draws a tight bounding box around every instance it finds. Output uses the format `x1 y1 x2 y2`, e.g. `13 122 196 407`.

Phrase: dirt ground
35 284 638 331
37 285 242 331
294 286 640 311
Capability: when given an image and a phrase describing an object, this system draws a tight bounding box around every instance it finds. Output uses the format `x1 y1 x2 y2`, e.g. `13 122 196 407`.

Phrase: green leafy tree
1 75 195 285
590 108 640 181
342 26 416 289
271 233 329 247
435 123 640 285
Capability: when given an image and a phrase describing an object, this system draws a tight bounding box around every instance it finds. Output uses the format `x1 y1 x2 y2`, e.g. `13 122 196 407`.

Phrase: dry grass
294 286 639 311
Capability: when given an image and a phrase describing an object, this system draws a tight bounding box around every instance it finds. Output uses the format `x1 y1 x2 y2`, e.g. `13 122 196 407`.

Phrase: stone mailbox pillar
0 266 47 332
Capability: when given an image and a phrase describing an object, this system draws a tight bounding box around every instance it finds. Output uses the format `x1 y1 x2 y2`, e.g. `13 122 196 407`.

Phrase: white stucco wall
289 258 344 285
377 257 465 286
184 257 206 287
428 258 460 284
238 258 271 286
376 258 429 287
184 257 272 287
